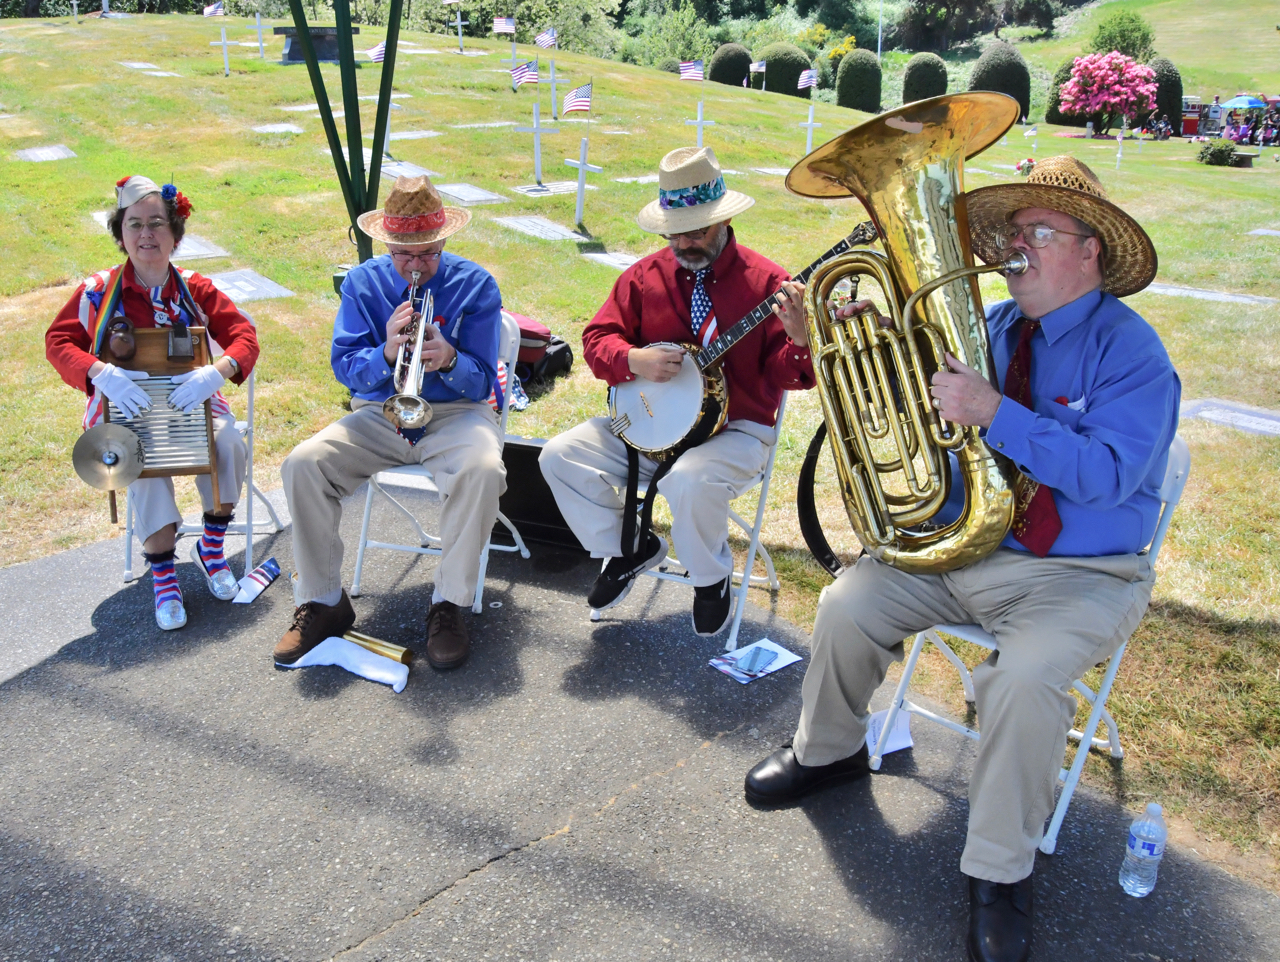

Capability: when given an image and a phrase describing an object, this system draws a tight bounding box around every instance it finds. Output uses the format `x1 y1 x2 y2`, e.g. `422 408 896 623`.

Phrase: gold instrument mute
343 630 414 665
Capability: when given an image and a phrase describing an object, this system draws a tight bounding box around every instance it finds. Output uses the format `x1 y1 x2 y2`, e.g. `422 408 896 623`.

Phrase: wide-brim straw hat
636 146 755 234
357 175 471 245
966 155 1157 297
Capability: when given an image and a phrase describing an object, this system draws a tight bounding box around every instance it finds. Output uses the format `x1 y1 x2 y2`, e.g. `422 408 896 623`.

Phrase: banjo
607 222 877 460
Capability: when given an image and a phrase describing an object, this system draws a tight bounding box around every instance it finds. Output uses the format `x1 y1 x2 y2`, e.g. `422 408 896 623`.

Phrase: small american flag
562 82 592 114
512 59 539 88
367 40 386 63
749 60 766 73
797 68 817 90
535 27 557 49
493 16 516 34
679 59 704 81
202 1 224 15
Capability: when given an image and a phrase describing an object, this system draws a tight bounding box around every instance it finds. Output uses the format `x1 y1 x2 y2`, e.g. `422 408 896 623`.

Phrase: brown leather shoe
425 600 470 670
274 591 356 666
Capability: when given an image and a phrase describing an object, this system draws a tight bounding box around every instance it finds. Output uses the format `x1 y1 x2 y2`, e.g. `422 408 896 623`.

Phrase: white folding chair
870 434 1191 855
122 312 282 582
590 392 789 653
349 311 530 614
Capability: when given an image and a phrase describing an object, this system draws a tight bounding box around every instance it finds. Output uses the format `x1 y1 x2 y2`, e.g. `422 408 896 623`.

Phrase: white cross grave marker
211 27 232 77
247 13 268 59
501 37 518 67
101 0 108 14
72 0 77 22
565 137 602 226
516 102 558 185
799 103 822 154
448 7 468 54
549 59 561 120
685 101 715 148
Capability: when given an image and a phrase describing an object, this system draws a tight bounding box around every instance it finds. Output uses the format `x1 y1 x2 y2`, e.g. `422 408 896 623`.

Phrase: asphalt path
2 484 1277 961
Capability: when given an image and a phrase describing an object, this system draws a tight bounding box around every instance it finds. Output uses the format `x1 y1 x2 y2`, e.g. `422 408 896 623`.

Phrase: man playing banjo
540 147 813 636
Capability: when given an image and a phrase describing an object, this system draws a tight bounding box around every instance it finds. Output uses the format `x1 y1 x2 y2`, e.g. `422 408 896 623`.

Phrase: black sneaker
693 576 734 636
587 533 668 611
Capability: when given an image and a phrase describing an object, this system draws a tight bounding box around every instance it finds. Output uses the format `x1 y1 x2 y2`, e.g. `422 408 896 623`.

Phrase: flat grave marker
253 123 304 134
16 144 76 162
512 181 597 197
614 174 659 184
91 211 109 228
582 251 639 270
274 25 358 64
1144 282 1277 305
358 93 411 100
118 61 160 69
602 130 631 135
209 269 294 303
1182 399 1280 437
750 167 791 176
1248 229 1280 237
143 71 182 77
171 235 230 262
362 130 442 141
382 160 441 179
279 103 321 112
450 121 516 129
321 146 389 164
400 48 442 55
435 183 507 206
494 216 587 241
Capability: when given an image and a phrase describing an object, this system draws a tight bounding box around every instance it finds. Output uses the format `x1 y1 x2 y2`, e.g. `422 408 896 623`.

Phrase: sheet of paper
865 708 913 755
709 638 801 685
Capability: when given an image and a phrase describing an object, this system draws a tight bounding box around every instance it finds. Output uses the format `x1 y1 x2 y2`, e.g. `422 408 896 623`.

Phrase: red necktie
1003 319 1062 557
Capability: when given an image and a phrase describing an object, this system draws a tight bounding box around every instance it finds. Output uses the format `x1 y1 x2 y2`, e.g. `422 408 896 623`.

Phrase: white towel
280 637 409 693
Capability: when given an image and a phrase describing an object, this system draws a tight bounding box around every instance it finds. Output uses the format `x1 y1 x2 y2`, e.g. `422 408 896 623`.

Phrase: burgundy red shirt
582 230 815 427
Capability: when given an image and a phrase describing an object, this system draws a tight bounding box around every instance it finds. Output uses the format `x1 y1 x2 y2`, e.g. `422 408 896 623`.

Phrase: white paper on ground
281 637 409 693
709 638 801 685
866 708 913 755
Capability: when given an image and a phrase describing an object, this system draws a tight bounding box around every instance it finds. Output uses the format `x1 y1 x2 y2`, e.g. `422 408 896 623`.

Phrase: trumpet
383 270 436 431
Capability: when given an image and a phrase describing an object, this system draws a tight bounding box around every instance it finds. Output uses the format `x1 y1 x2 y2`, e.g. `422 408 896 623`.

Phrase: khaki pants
539 417 774 587
281 400 506 608
794 548 1155 883
130 415 247 543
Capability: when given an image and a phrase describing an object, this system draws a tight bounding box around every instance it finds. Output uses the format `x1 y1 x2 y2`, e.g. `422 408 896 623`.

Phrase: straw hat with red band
356 175 471 245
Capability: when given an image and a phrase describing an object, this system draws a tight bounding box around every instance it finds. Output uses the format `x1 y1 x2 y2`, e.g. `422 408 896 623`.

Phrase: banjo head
608 343 704 455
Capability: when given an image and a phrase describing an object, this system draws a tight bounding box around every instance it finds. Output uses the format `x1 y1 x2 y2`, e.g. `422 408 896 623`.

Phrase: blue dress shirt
331 252 502 408
938 288 1181 557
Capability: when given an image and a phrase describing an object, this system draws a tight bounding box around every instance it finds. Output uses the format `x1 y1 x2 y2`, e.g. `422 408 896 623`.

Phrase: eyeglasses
388 249 444 264
123 218 171 233
661 227 712 242
994 223 1093 251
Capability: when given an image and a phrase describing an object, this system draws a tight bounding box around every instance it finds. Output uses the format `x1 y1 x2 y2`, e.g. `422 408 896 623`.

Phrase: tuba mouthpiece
1001 251 1030 275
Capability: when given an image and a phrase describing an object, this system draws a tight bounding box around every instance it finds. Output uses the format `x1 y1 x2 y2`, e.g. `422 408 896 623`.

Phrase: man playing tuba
745 157 1180 962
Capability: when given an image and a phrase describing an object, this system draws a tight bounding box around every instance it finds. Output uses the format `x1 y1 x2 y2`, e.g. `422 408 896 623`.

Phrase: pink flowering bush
1058 51 1157 135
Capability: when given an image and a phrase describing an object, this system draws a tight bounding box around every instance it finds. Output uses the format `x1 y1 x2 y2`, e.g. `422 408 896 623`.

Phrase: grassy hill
1 13 1278 884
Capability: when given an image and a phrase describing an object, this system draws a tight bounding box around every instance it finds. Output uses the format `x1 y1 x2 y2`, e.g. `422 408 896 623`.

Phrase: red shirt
582 230 815 427
46 260 259 395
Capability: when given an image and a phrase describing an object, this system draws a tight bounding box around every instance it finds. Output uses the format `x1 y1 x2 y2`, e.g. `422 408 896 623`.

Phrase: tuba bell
789 92 1030 574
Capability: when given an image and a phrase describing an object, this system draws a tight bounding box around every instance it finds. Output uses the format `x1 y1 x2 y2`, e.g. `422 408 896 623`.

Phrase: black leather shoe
967 873 1034 962
744 741 870 805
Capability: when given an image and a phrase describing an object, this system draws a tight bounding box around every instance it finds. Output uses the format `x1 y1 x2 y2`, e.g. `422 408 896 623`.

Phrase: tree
1088 10 1156 61
1044 57 1086 127
755 42 812 99
708 42 752 87
902 52 948 103
968 40 1031 121
836 48 880 113
1058 51 1157 135
1146 57 1183 127
897 0 994 53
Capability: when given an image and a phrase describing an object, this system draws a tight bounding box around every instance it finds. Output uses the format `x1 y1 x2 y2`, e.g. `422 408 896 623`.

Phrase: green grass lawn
1 13 1278 886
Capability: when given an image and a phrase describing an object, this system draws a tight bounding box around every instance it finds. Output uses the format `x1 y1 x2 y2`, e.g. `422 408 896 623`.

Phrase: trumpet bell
382 394 434 431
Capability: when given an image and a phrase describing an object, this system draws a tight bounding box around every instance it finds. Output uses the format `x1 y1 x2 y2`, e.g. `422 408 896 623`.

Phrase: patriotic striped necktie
690 269 717 344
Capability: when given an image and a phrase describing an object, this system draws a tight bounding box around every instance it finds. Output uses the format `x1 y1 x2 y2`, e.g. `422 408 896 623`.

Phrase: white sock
312 587 343 608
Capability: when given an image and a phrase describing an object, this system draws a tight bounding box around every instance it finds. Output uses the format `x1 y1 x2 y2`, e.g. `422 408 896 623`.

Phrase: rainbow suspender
88 264 202 355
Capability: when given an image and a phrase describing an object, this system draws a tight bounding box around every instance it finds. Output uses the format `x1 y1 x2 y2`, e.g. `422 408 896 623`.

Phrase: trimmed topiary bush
1197 140 1236 166
968 41 1031 121
708 42 752 88
1045 57 1086 127
1147 57 1183 128
901 52 947 103
755 42 812 99
836 48 881 113
657 57 681 74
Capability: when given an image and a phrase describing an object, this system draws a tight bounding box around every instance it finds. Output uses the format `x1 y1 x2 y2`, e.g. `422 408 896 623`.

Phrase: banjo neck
694 222 877 372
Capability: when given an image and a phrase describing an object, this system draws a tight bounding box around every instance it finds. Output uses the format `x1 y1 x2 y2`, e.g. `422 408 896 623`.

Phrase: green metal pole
331 0 372 262
366 0 405 210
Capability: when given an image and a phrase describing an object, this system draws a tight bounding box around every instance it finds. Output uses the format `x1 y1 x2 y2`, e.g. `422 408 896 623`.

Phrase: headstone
582 252 639 270
253 123 304 134
494 216 587 241
16 145 76 162
171 234 230 262
209 269 294 303
246 13 268 59
750 167 791 176
382 160 441 179
515 102 558 185
613 174 660 184
685 101 715 148
799 103 822 154
449 121 516 129
362 130 441 141
435 183 507 206
564 137 602 226
274 26 359 65
511 181 596 197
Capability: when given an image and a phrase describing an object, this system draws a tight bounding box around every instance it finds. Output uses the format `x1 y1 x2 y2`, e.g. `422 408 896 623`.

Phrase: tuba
789 92 1030 574
383 271 436 431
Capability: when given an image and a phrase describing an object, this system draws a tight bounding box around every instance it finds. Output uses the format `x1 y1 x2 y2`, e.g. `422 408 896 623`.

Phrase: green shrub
967 40 1031 121
1147 57 1183 128
708 42 752 87
836 48 881 113
755 41 812 99
1089 10 1156 61
1044 57 1086 127
657 57 681 74
902 51 947 103
1197 140 1236 167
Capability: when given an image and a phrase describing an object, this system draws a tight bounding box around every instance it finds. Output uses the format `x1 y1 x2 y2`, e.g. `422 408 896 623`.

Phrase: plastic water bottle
1119 802 1167 897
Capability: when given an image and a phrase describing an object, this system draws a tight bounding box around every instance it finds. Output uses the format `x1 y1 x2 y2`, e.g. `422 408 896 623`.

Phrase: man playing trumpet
276 176 506 671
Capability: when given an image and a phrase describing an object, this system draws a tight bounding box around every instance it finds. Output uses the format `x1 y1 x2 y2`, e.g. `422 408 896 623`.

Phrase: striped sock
198 511 232 575
145 550 182 609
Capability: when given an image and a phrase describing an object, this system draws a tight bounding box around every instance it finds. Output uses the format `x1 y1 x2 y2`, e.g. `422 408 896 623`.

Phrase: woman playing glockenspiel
46 175 260 630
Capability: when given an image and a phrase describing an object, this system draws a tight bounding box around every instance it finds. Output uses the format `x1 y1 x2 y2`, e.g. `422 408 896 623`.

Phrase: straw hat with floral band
965 155 1157 298
356 175 471 246
636 146 755 235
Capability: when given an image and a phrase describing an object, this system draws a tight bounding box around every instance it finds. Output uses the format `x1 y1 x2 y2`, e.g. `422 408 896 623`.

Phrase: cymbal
72 424 146 491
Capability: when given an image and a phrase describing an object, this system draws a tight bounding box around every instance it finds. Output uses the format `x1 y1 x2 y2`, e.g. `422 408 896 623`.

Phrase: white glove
168 364 226 413
91 363 152 420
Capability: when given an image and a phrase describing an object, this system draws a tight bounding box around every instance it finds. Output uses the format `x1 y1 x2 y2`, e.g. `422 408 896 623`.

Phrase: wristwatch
440 351 458 374
224 356 240 377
